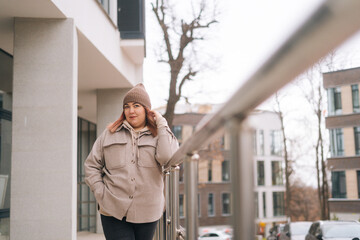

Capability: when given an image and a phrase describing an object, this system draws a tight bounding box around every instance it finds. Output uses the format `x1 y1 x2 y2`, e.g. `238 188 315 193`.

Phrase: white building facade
249 111 287 235
0 0 145 239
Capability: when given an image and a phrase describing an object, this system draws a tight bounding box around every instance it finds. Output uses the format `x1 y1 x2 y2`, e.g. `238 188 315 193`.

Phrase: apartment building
173 109 286 234
323 67 360 221
0 0 145 239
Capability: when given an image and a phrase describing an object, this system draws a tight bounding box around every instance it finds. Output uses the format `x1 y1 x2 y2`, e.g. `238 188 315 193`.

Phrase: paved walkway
77 231 105 240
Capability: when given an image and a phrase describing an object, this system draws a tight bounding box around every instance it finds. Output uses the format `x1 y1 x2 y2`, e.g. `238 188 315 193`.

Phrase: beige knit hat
123 83 152 109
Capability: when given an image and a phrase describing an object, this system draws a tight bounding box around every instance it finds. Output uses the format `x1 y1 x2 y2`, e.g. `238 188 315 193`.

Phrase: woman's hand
151 110 168 128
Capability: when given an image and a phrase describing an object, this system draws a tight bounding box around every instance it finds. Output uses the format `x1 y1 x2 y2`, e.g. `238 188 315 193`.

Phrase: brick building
323 67 360 220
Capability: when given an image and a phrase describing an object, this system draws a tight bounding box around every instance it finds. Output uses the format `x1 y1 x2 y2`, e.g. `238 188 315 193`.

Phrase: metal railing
155 0 360 239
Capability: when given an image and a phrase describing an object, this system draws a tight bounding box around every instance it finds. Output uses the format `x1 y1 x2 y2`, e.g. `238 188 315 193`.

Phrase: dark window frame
352 84 360 112
272 192 285 216
257 161 265 186
331 171 347 198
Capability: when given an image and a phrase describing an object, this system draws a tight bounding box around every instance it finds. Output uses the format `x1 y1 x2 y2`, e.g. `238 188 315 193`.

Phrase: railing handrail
165 0 360 170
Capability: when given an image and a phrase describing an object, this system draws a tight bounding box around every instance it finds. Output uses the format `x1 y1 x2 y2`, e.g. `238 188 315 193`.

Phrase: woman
84 83 179 240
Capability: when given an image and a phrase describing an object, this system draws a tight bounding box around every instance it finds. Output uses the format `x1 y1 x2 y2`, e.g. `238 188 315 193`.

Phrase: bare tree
151 0 218 128
298 52 338 220
274 92 293 218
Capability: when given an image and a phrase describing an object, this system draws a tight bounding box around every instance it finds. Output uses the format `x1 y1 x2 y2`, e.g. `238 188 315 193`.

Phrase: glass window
332 171 347 198
330 128 344 157
208 160 212 182
262 192 266 218
179 194 184 218
179 163 184 182
253 131 257 155
0 99 12 238
222 159 230 182
97 0 110 14
220 136 225 150
259 130 264 155
257 161 265 186
354 127 360 155
271 161 283 185
171 125 183 141
208 193 215 216
222 193 231 215
327 87 342 116
352 85 360 113
77 117 97 232
271 130 283 156
357 171 360 199
273 192 285 216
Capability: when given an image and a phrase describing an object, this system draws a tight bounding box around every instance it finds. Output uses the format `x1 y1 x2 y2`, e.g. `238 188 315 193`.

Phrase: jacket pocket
103 139 128 169
138 138 158 168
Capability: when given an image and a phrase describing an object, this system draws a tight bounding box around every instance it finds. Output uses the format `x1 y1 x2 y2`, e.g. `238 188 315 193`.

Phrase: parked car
198 230 232 240
288 221 312 240
305 221 360 240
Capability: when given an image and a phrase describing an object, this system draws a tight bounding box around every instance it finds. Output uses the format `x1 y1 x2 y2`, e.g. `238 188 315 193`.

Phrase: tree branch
177 69 197 98
151 1 174 62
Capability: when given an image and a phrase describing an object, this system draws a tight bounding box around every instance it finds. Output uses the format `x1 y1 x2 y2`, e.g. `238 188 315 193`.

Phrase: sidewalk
77 231 105 240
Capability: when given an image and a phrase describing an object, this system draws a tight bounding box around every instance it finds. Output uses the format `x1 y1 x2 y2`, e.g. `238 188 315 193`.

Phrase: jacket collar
116 120 151 136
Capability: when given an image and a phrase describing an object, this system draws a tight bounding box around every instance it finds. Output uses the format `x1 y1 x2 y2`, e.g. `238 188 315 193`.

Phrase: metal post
153 214 165 240
165 171 171 240
185 153 199 240
227 118 255 240
170 166 180 240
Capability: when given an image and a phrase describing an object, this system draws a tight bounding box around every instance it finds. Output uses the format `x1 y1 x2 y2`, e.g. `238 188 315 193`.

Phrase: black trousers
100 215 158 240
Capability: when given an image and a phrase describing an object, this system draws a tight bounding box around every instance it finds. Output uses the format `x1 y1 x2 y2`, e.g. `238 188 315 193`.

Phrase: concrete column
11 18 77 240
95 88 130 232
96 88 130 134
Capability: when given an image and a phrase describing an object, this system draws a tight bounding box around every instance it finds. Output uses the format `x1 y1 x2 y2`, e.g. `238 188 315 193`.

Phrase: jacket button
131 160 135 164
129 196 133 199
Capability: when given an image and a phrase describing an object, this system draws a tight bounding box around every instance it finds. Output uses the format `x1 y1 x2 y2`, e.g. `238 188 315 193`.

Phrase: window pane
273 192 285 216
208 193 214 216
271 161 283 185
0 100 12 238
263 192 266 218
222 159 230 182
354 127 360 155
222 193 231 215
330 128 344 157
77 117 97 232
352 85 360 112
208 161 212 182
334 88 342 111
270 130 283 156
257 161 265 186
179 194 184 218
259 130 264 155
171 125 182 141
253 131 257 155
332 171 347 198
357 171 360 198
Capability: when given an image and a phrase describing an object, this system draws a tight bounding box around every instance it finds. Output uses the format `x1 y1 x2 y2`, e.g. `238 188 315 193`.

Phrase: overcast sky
143 0 360 186
144 0 360 108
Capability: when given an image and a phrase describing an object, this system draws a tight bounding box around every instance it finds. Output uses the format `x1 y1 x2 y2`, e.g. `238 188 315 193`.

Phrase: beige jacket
84 122 179 223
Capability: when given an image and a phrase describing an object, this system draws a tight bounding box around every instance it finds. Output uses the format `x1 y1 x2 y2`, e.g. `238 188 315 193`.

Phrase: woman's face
124 102 146 131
